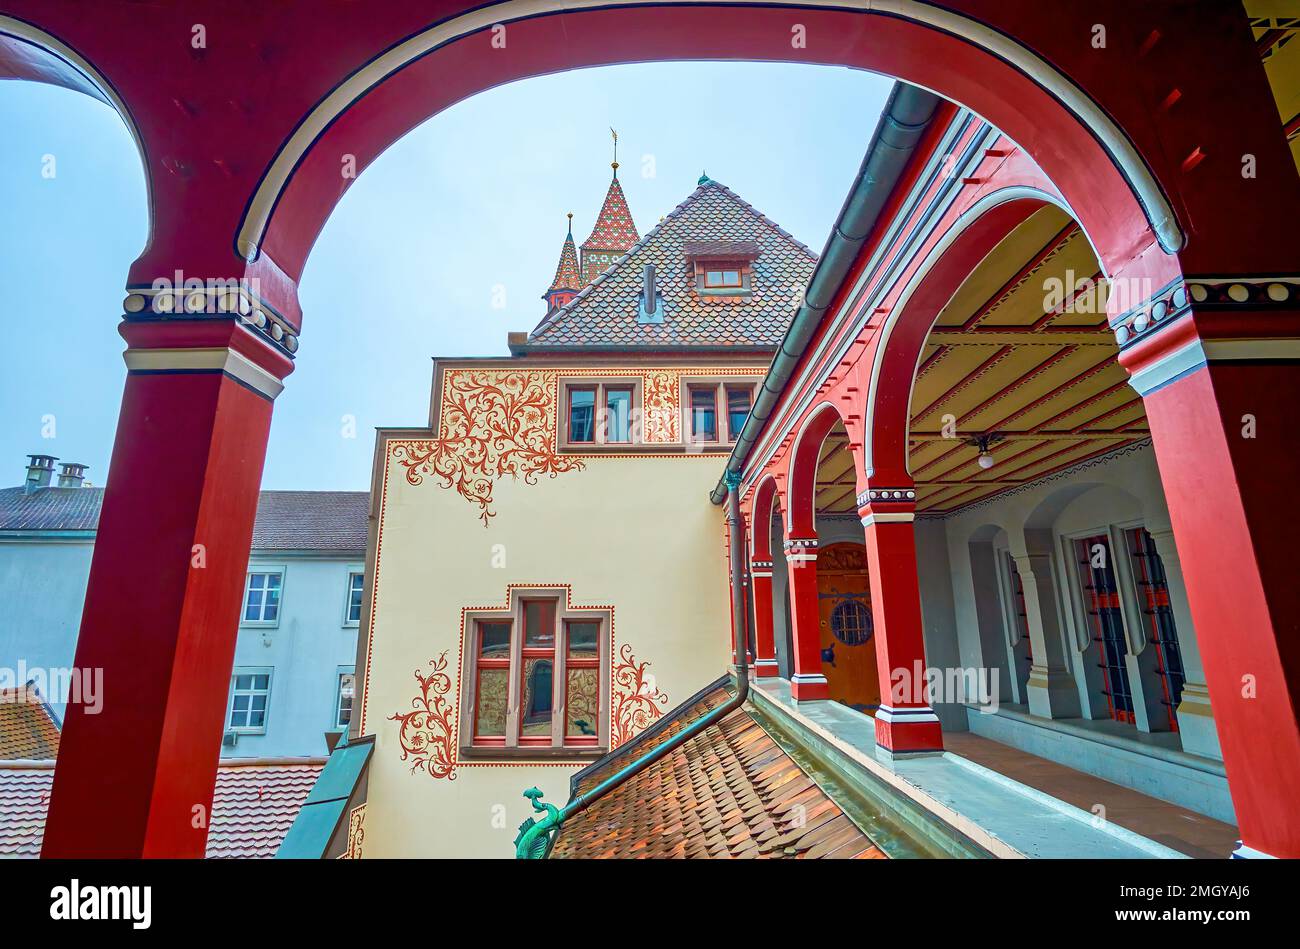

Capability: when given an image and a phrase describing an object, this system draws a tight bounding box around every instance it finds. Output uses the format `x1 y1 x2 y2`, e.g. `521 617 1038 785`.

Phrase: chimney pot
24 454 58 494
57 462 88 489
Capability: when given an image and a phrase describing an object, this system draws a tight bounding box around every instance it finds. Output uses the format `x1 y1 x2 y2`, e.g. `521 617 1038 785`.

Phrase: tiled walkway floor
942 731 1239 858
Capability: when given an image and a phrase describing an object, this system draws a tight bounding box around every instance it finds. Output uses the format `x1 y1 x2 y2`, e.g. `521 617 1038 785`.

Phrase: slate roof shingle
549 684 886 859
0 760 324 858
0 688 60 760
0 488 369 553
529 179 817 349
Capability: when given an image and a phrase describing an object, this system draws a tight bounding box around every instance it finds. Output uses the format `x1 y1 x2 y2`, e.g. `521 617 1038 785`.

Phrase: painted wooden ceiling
813 206 1150 517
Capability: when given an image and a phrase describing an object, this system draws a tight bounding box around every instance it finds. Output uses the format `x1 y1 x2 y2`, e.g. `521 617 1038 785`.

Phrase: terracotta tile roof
0 688 60 760
0 487 368 553
581 175 639 252
549 684 886 859
529 179 816 349
0 760 324 858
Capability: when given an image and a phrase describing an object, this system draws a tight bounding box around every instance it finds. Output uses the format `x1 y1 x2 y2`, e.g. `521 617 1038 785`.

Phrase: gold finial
610 127 619 177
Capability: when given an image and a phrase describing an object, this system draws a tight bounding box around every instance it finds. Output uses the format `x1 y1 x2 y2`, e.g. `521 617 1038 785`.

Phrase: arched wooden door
817 543 880 714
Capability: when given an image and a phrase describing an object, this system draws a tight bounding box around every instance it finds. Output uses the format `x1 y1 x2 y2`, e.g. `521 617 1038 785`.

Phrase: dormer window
703 267 744 290
684 240 761 299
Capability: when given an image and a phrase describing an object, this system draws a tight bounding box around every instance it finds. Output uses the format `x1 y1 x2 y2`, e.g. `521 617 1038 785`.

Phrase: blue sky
0 62 890 490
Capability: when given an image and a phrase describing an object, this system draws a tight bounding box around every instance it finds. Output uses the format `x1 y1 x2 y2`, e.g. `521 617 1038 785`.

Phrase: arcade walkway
751 678 1238 858
942 733 1238 858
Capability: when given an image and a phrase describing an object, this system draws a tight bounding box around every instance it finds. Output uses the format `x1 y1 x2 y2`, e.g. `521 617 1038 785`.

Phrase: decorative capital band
123 346 286 399
857 487 917 506
750 560 774 570
1112 275 1300 349
782 538 818 551
862 511 916 527
124 283 299 357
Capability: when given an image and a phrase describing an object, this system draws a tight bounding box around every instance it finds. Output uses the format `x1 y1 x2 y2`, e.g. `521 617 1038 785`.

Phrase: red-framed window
725 386 752 441
472 620 512 745
567 387 596 443
1073 534 1136 724
563 620 601 745
689 386 718 442
468 596 608 753
518 599 557 745
1124 527 1186 732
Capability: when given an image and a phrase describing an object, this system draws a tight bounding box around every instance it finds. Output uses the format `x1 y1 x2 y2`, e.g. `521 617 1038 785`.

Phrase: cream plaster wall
358 441 733 858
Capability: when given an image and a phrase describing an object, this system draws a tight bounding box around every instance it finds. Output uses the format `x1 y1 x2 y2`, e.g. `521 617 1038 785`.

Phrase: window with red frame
469 596 608 752
703 266 743 289
1073 534 1136 724
1124 527 1186 731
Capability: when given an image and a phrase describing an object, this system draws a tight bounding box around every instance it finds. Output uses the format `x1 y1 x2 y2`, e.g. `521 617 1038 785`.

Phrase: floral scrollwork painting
389 651 458 780
392 370 585 526
611 642 670 747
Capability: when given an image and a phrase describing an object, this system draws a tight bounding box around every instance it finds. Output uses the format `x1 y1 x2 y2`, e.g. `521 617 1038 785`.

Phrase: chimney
24 454 57 494
637 263 662 324
57 462 88 489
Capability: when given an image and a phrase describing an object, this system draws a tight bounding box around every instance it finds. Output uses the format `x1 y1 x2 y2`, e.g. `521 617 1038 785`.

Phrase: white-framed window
344 570 364 626
227 668 272 733
242 569 284 626
336 670 356 729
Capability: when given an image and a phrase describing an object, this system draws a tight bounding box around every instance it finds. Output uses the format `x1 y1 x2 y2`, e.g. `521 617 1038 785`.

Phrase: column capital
857 486 917 526
119 315 295 401
1111 275 1300 396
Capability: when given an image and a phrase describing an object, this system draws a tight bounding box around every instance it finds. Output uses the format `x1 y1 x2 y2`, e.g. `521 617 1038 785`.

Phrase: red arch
256 5 1161 289
749 475 783 562
866 191 1051 485
787 401 855 538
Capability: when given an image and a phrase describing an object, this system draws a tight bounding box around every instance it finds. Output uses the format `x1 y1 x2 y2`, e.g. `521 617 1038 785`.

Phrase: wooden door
816 543 880 713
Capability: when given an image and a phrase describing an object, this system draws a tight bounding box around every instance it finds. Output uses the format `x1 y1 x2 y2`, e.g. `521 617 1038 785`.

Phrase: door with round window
816 542 881 714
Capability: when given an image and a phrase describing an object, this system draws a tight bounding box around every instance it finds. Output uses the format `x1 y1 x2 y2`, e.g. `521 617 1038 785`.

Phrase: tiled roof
549 684 886 859
546 223 583 294
250 491 369 552
0 487 368 553
581 175 639 252
0 688 60 760
0 760 324 858
0 487 100 531
529 179 817 349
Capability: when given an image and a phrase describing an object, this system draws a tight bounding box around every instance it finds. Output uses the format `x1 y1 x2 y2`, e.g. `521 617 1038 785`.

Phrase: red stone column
1117 282 1300 858
859 489 943 755
783 536 829 701
42 305 294 858
749 557 779 678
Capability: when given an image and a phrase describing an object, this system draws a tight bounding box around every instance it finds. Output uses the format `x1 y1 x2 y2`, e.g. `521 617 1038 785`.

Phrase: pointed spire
581 150 639 284
543 213 583 313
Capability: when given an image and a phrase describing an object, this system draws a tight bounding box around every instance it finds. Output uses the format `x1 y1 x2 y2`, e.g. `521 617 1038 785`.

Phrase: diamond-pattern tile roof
0 760 324 858
549 684 886 859
546 224 583 295
581 175 639 252
0 487 368 553
530 179 816 348
0 689 60 760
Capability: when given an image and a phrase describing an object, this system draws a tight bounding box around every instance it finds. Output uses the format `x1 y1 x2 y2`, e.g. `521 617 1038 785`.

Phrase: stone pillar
1012 530 1082 720
1146 524 1220 760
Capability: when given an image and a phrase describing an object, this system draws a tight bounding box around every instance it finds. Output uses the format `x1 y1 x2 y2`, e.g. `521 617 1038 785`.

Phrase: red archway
1 1 1293 857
